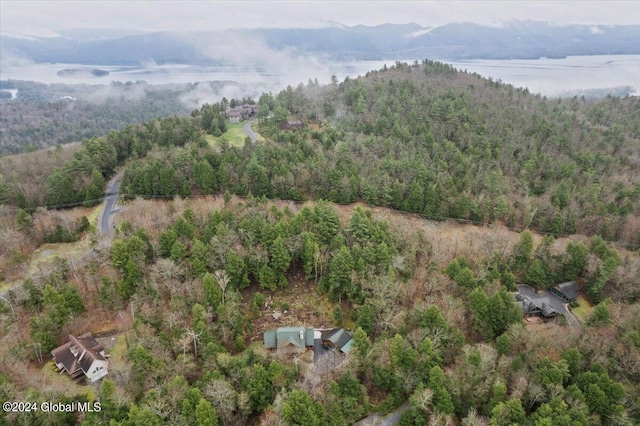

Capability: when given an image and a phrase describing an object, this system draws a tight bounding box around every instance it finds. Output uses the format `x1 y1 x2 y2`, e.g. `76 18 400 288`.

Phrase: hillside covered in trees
248 60 640 247
0 80 243 154
1 196 638 425
0 60 639 425
6 60 637 245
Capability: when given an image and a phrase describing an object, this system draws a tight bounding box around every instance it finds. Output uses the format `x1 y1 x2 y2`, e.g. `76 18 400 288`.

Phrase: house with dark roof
51 333 109 383
321 328 354 354
515 294 557 319
240 104 259 117
550 281 579 302
225 105 258 123
263 326 315 354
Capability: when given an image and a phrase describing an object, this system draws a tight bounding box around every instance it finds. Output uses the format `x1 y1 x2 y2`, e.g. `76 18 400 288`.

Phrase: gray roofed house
263 327 315 354
321 328 354 353
225 105 257 123
227 110 242 123
340 339 354 354
550 281 579 302
541 302 556 318
516 295 558 318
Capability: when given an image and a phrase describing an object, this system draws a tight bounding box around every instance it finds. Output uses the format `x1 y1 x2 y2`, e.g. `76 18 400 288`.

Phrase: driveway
517 284 580 327
99 172 123 237
242 119 258 143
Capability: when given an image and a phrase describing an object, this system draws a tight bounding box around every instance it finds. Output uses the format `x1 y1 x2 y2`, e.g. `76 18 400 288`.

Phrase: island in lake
56 68 110 78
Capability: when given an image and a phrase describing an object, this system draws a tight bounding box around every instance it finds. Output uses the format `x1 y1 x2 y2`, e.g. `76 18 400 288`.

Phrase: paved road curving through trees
99 172 123 237
242 119 258 143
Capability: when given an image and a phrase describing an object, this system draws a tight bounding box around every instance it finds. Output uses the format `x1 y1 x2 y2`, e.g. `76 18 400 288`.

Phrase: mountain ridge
2 21 639 65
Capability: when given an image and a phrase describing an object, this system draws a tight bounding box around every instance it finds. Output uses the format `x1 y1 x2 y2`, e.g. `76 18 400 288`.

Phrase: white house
51 333 109 383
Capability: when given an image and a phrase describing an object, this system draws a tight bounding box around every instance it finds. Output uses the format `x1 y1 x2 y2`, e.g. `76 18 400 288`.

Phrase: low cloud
83 82 151 103
182 30 338 87
0 49 34 67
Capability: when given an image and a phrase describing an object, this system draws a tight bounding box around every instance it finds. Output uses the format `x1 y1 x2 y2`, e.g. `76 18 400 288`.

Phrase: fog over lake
1 55 638 98
447 55 640 97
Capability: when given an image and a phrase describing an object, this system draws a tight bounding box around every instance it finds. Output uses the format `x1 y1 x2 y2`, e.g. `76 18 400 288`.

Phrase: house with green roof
263 326 315 354
321 328 354 354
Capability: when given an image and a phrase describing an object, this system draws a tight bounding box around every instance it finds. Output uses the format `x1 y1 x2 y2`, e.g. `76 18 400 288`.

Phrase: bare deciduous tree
411 387 434 412
204 378 238 425
214 269 230 305
461 408 489 426
183 327 201 360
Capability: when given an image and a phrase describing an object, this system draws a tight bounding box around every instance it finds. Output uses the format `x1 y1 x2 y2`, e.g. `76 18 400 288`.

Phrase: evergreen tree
356 305 376 336
84 167 106 205
247 364 274 412
270 236 291 287
170 240 188 262
203 272 223 310
258 263 278 291
561 242 588 281
403 181 425 213
525 257 552 289
195 399 218 426
160 229 178 258
325 246 354 301
512 230 534 274
281 389 326 426
226 250 250 290
312 202 340 246
191 239 209 276
469 287 491 339
301 233 320 280
351 327 371 371
245 157 271 197
490 398 525 426
428 366 454 415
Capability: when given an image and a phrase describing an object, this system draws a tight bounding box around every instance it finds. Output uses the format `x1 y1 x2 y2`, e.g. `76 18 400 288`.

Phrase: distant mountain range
2 21 639 66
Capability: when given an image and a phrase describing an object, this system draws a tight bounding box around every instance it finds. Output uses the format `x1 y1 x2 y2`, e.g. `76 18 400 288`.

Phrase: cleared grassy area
205 122 247 148
108 333 128 362
1 211 96 294
571 295 593 323
28 240 91 275
0 238 93 295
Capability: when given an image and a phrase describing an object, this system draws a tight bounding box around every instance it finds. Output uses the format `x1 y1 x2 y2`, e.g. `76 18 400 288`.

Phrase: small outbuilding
550 281 579 302
321 328 354 354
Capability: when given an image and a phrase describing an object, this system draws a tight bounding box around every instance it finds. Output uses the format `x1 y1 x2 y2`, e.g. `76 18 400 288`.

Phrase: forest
0 80 242 154
1 196 638 425
0 60 639 425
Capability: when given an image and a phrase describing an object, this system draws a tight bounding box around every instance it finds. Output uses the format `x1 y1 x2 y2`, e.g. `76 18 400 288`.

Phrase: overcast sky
2 1 639 37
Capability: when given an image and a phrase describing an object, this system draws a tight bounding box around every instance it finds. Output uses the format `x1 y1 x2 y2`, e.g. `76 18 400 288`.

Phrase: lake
446 55 640 97
1 55 638 98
